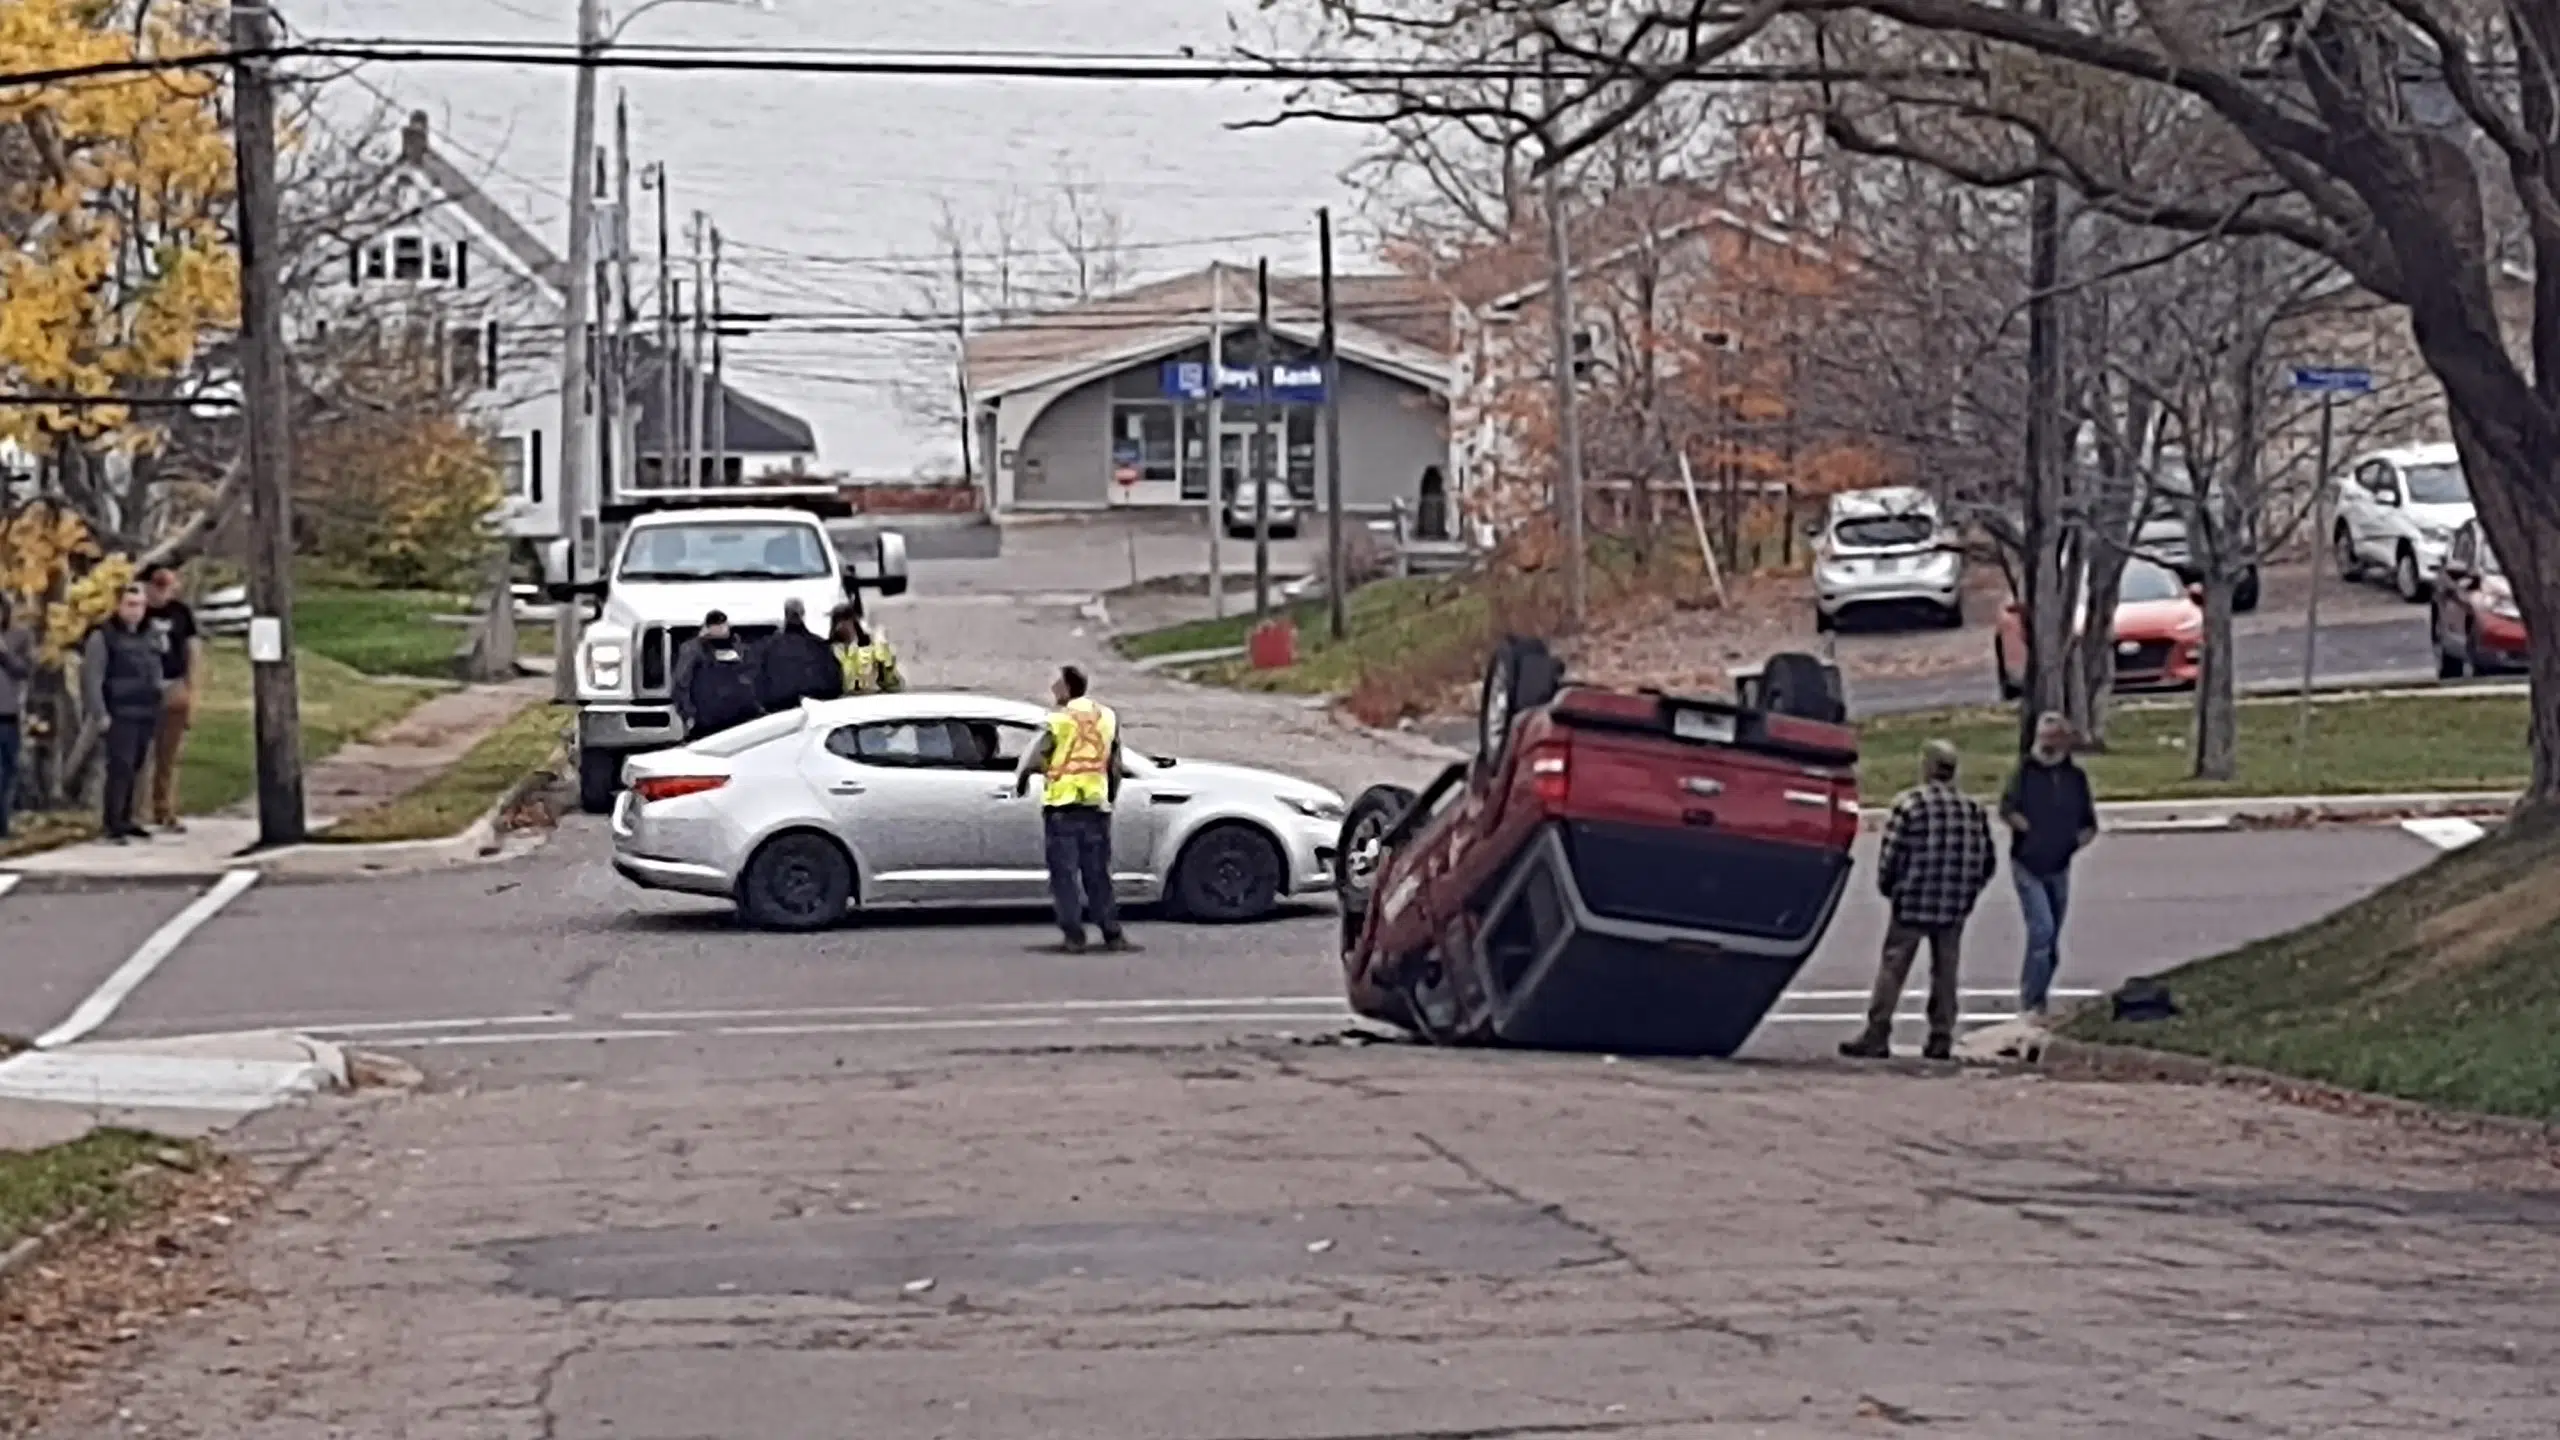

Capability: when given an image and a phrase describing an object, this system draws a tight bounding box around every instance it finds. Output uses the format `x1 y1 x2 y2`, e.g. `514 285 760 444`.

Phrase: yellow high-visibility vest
839 641 902 694
1042 698 1116 809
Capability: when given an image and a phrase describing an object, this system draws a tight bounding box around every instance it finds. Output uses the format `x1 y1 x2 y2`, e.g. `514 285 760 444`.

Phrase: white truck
549 490 908 814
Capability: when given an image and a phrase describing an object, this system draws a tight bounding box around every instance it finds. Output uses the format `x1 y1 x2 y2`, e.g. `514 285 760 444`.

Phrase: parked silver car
1812 486 1962 630
610 692 1348 929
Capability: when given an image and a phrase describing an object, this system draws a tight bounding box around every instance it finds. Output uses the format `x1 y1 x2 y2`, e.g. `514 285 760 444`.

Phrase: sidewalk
3 677 550 881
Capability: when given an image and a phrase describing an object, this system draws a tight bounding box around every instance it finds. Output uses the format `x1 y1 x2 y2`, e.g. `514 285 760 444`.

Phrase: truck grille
635 624 777 697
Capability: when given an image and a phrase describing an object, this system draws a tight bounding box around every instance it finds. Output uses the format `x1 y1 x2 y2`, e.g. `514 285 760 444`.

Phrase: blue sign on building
1161 360 1326 404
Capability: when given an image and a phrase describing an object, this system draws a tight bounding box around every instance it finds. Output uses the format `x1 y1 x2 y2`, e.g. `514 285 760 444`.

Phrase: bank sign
1160 360 1327 404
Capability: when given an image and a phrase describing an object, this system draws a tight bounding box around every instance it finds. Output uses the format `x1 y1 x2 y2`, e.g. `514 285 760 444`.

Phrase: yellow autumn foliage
0 501 129 665
0 0 237 450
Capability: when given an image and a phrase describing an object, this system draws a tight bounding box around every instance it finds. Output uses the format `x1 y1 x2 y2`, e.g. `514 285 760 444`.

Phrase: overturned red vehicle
1335 638 1864 1057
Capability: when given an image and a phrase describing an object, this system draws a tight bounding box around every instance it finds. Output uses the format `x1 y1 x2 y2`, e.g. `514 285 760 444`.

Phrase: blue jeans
0 717 18 838
2013 867 2072 1012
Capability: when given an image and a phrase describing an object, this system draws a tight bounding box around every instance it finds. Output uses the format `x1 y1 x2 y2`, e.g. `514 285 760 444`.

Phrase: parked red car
1996 558 2203 698
2434 519 2528 676
1334 639 1862 1057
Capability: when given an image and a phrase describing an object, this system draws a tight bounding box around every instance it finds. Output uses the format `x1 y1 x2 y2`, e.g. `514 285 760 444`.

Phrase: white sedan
608 692 1349 930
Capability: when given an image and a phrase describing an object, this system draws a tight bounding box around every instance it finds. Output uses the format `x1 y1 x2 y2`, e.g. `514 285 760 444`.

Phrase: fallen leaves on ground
0 1156 264 1436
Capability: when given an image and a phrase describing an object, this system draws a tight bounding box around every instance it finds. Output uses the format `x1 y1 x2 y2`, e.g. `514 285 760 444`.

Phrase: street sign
2290 366 2374 395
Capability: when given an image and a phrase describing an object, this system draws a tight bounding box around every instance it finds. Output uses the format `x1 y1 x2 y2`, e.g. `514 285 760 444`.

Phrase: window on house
357 241 387 282
492 434 530 498
1109 402 1178 485
1570 323 1608 381
391 234 425 281
428 240 454 283
448 322 490 391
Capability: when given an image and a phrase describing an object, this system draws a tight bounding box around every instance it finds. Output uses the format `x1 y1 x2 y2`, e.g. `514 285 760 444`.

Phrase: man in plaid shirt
1842 739 1999 1061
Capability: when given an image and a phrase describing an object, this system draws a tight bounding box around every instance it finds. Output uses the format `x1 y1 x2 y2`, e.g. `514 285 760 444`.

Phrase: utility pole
689 210 709 488
1206 261 1227 620
650 164 674 488
1540 50 1588 632
1252 258 1274 621
710 224 728 486
553 0 603 702
229 0 305 845
605 91 633 508
953 239 975 497
1318 207 1346 642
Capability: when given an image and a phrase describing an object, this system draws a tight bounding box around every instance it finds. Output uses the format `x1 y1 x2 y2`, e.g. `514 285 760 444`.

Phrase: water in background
292 0 1370 474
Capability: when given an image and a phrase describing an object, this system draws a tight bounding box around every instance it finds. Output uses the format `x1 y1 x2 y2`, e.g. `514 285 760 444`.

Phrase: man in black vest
672 610 762 740
83 584 166 843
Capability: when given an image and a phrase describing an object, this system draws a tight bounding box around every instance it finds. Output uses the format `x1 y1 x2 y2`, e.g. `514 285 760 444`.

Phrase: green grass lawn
292 587 552 680
1858 692 2532 802
324 701 567 844
2066 819 2560 1120
179 642 438 818
0 1130 169 1246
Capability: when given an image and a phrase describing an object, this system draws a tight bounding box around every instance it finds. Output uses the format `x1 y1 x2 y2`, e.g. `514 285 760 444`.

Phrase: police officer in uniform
830 602 903 695
671 609 761 739
1011 665 1135 953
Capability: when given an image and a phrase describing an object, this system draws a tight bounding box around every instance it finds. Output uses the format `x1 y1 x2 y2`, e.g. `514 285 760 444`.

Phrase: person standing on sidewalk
140 563 202 834
0 596 33 840
83 585 166 844
2000 711 2099 1020
1011 665 1134 954
1842 740 1998 1062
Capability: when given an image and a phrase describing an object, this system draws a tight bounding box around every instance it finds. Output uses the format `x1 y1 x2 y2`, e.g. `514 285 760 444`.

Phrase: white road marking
2400 817 2488 851
1775 987 2100 1004
0 874 20 903
311 1014 580 1035
620 995 1345 1023
35 870 258 1051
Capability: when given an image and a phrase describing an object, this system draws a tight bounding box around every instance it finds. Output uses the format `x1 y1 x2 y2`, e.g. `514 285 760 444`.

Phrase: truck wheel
1335 784 1417 954
1758 652 1845 722
1479 635 1562 769
738 831 853 931
577 746 621 816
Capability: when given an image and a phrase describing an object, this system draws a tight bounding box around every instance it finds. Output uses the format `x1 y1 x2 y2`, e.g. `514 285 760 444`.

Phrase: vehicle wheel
1479 635 1563 768
1334 784 1417 954
2394 546 2428 603
1994 639 2021 701
1938 600 1966 630
1759 652 1845 722
577 746 620 816
1171 822 1285 923
1814 607 1836 634
2334 524 2362 581
2234 569 2261 614
737 831 853 932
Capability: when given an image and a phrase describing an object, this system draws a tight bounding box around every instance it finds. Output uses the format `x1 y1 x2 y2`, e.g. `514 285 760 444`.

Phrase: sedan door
804 720 1009 905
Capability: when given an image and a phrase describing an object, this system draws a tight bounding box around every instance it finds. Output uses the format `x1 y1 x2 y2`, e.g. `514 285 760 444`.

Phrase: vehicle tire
1334 784 1417 954
1171 822 1285 923
1479 635 1563 768
2334 523 2362 581
2394 546 2428 603
1994 639 2021 701
1938 600 1966 629
577 745 620 816
1759 652 1845 722
1814 607 1836 634
737 831 854 932
2234 569 2261 614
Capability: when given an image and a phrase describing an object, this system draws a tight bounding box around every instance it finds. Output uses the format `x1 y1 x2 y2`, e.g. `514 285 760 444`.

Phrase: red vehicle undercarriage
1335 639 1864 1057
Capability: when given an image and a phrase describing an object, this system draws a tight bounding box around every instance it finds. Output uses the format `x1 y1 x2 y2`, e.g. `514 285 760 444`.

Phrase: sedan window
827 720 967 768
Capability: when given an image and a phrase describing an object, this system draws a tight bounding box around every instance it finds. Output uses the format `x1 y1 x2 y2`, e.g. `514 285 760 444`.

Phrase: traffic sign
2291 366 2374 395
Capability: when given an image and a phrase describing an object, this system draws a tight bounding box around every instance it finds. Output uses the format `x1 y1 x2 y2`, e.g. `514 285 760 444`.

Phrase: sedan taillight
634 775 725 804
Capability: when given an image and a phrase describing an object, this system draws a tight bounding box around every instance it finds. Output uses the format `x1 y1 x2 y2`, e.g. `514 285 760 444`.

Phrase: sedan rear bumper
1815 579 1960 617
612 852 735 898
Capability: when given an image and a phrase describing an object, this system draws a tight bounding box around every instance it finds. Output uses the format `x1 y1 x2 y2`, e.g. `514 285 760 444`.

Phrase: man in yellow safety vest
1011 664 1134 953
830 602 903 695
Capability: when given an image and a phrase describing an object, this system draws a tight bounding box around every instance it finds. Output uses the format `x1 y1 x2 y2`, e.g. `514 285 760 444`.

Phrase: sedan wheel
2334 525 2361 581
2395 548 2427 603
738 832 853 931
1172 823 1284 923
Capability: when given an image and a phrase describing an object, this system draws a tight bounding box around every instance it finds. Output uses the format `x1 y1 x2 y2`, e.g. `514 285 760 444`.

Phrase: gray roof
629 345 817 456
400 113 569 293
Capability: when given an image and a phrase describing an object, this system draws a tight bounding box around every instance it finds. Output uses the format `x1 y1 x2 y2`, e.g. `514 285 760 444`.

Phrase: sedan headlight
2419 524 2453 546
1282 795 1345 823
585 641 625 690
2490 595 2523 621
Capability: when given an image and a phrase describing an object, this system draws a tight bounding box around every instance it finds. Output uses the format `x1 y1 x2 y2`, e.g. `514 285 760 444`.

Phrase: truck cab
554 493 908 813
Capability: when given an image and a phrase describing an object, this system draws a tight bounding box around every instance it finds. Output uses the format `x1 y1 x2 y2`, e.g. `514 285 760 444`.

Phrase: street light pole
552 0 603 702
1539 50 1588 633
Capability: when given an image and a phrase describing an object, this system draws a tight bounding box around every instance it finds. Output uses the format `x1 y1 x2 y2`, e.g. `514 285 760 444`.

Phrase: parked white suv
2334 444 2474 602
1813 486 1962 630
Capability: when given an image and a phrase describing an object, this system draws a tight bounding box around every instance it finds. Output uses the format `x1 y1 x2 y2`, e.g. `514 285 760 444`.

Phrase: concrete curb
2034 1036 2560 1149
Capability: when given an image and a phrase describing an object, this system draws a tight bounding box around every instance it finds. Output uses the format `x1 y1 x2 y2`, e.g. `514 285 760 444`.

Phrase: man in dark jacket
671 610 762 739
2000 711 2100 1019
752 598 843 712
84 584 167 843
